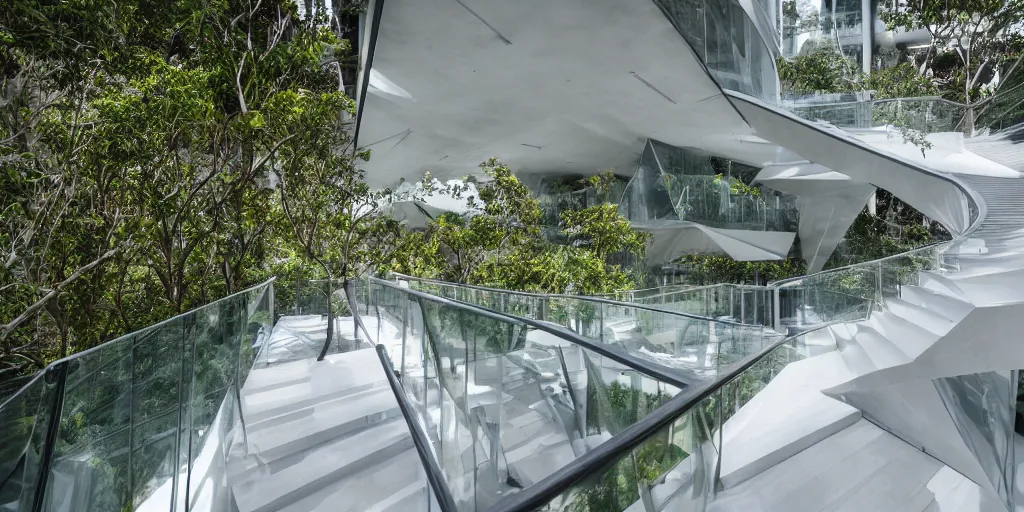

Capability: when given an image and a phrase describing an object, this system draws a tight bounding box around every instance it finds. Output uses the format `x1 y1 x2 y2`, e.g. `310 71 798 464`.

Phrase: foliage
777 50 858 95
562 204 648 263
390 160 650 296
676 256 807 286
566 381 683 512
0 1 381 507
720 175 761 197
0 0 366 374
779 54 938 100
825 191 940 269
864 63 940 99
879 0 1024 105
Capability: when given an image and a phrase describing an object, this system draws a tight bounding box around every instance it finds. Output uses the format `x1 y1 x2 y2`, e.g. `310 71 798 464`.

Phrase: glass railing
391 274 780 381
788 96 971 134
483 322 841 512
632 283 774 327
363 278 692 510
374 345 457 512
772 240 962 331
663 175 796 231
0 280 274 512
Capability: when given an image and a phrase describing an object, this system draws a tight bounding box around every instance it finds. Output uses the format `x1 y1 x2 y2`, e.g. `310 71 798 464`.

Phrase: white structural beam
755 162 875 273
726 91 977 237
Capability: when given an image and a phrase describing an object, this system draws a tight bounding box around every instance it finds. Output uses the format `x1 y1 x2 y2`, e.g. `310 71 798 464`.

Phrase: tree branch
1 247 119 340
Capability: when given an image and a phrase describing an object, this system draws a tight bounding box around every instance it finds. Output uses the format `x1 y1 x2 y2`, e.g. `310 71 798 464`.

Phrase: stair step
943 268 1024 305
505 433 576 487
246 381 384 430
231 420 414 512
850 325 911 371
829 323 878 375
243 348 387 422
233 386 401 475
868 310 937 360
366 479 436 512
278 449 427 512
884 298 956 336
917 273 968 302
898 285 973 321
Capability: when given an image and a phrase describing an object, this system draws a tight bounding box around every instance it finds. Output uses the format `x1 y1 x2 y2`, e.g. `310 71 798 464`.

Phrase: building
3 1 1024 511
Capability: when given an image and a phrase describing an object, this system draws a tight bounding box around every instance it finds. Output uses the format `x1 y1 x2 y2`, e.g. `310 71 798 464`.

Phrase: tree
390 160 650 296
879 0 1024 111
777 49 857 95
0 0 367 376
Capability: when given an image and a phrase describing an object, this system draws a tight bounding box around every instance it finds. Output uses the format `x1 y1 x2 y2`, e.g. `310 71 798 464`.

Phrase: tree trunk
316 275 335 361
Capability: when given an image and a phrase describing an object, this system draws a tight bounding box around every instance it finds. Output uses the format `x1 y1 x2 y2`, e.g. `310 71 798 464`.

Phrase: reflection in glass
934 371 1016 511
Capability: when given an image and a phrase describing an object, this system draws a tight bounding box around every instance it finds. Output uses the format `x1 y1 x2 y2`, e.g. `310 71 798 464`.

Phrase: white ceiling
357 0 768 188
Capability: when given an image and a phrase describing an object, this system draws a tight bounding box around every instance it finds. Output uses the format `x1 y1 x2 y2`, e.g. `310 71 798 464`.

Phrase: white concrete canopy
357 0 769 187
634 220 796 264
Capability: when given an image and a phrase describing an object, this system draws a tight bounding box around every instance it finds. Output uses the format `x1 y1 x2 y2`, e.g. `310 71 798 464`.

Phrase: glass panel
620 139 798 232
775 241 955 331
398 276 780 381
655 0 779 102
129 318 186 510
535 406 711 511
0 371 60 511
368 278 695 510
0 282 272 512
933 371 1016 511
49 332 135 511
533 325 836 511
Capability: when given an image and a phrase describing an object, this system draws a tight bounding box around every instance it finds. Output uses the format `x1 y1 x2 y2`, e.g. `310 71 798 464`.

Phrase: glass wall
620 139 799 232
781 0 868 71
934 371 1016 511
654 0 779 103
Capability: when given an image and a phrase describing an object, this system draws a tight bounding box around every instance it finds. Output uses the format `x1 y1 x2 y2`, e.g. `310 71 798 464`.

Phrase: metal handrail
766 240 951 288
374 345 458 512
368 277 701 390
483 320 840 512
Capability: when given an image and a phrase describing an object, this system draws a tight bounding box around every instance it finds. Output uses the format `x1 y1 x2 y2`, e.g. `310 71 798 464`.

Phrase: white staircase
652 173 1024 512
229 348 433 512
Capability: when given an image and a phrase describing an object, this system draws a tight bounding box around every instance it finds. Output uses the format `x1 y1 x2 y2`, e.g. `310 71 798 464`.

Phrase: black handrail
368 278 700 390
374 345 458 512
483 321 838 512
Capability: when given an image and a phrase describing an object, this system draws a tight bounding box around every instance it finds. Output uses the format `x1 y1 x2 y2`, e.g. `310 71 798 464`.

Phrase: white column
862 0 872 73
